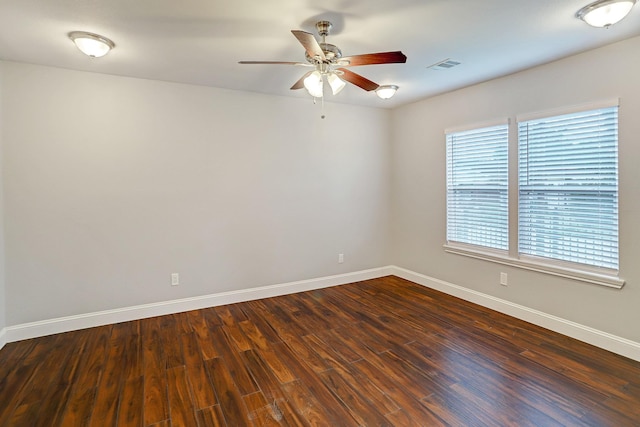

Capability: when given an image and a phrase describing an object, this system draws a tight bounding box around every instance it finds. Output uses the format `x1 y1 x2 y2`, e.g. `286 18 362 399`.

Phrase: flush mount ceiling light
376 85 399 100
68 31 115 57
576 0 637 27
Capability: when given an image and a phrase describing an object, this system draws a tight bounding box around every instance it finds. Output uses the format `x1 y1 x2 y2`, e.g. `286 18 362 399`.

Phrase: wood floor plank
281 380 337 426
158 315 184 369
13 333 75 407
140 317 169 426
298 332 404 420
409 339 591 425
2 276 640 426
89 340 127 427
166 366 198 427
264 342 362 426
173 312 193 335
239 319 270 351
239 303 284 344
181 332 217 410
243 391 292 427
205 357 253 426
4 332 82 426
7 402 41 427
255 342 298 384
385 408 424 427
254 299 310 341
282 336 332 374
520 347 632 399
186 309 220 360
118 376 144 427
215 306 253 352
209 326 259 396
36 331 90 427
241 349 308 426
72 325 111 393
313 329 363 364
351 357 447 425
59 386 98 427
0 355 44 424
318 368 391 426
196 405 227 427
200 306 223 329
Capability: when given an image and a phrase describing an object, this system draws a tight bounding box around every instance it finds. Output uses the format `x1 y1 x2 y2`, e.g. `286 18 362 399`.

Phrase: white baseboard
5 266 393 344
391 266 640 362
0 327 6 351
4 264 639 363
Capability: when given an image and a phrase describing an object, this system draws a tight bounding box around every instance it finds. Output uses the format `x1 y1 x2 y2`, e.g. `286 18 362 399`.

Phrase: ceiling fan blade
338 69 379 91
291 30 326 61
340 51 407 66
238 61 307 65
290 71 313 90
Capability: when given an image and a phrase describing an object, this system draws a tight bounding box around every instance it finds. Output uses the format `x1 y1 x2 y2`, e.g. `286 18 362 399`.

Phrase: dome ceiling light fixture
68 31 115 57
376 85 399 100
576 0 637 28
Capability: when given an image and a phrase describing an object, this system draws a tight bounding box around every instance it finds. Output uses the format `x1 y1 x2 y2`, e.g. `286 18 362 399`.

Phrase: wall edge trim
5 266 394 343
390 266 640 362
5 265 638 362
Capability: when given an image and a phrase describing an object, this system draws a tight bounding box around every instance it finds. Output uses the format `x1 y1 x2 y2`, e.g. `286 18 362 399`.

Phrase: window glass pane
446 124 509 250
518 106 619 269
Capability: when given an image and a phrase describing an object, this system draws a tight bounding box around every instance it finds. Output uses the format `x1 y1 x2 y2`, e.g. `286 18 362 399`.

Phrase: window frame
445 120 510 252
443 100 624 289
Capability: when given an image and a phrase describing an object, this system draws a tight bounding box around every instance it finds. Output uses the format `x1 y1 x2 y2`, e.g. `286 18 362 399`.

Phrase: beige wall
390 35 640 342
0 62 5 335
3 35 640 346
1 62 391 325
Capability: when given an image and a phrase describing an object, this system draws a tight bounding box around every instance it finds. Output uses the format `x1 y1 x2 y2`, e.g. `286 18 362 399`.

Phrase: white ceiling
1 0 639 108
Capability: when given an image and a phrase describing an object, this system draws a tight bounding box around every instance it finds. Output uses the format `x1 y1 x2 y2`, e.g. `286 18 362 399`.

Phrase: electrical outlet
338 253 344 264
171 273 180 286
500 272 508 286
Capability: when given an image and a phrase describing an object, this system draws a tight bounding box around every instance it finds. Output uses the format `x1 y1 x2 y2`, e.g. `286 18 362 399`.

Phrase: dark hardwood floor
1 276 640 426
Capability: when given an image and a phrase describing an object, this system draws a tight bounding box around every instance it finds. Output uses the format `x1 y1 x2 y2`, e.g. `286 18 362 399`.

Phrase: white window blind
446 124 509 250
518 106 619 270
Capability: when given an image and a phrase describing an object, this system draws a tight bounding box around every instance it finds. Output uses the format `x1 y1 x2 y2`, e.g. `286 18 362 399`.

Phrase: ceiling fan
239 21 407 98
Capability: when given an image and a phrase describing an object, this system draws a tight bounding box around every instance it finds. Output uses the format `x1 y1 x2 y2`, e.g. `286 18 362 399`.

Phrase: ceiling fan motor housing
305 43 342 63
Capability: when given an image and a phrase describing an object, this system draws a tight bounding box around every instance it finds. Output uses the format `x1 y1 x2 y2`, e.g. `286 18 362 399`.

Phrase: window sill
443 243 625 289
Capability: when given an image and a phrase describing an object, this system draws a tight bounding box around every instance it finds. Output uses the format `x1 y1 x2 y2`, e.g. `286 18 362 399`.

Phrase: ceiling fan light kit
327 73 346 95
303 70 324 97
68 31 115 57
576 0 636 27
239 20 406 100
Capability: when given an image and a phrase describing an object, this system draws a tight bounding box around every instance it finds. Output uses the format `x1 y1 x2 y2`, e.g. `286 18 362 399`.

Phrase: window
444 101 622 288
446 123 509 250
518 106 619 270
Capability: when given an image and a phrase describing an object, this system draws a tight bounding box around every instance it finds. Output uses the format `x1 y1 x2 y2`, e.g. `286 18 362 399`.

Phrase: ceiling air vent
427 59 461 70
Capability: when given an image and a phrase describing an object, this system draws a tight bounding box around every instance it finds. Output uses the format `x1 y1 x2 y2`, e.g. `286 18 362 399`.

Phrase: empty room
1 1 640 425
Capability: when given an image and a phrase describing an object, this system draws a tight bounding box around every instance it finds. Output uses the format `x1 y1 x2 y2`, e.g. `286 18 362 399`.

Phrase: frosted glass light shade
327 73 346 95
304 71 323 98
576 0 636 27
376 85 399 99
69 31 115 57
